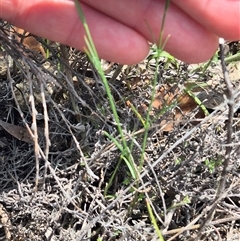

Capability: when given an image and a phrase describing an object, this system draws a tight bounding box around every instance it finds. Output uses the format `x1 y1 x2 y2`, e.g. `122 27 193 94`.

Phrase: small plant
73 1 140 202
205 158 223 173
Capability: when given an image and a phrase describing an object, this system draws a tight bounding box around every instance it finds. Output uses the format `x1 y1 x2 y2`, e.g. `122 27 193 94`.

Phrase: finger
1 0 149 64
172 0 240 40
82 0 219 63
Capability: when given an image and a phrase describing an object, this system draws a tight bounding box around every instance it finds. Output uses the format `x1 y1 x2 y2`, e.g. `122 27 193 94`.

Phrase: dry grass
0 21 240 241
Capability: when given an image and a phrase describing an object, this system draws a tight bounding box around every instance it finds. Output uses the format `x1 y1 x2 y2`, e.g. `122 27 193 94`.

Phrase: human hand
1 0 239 64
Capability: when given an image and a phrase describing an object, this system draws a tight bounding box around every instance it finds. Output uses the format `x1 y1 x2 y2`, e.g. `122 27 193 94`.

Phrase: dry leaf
0 119 33 144
129 85 205 132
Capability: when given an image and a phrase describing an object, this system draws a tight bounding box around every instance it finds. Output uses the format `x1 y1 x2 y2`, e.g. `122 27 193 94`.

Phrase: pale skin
1 0 240 64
